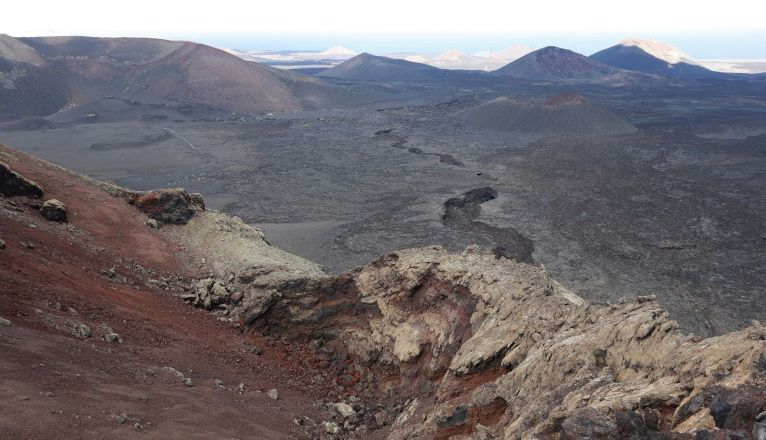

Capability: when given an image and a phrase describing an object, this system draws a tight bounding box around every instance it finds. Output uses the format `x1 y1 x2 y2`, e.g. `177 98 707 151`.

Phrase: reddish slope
0 145 330 439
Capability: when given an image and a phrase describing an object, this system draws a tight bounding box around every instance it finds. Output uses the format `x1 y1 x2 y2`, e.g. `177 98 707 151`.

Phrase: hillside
317 52 452 81
493 46 624 81
591 39 726 79
1 143 764 438
0 35 355 121
460 92 637 136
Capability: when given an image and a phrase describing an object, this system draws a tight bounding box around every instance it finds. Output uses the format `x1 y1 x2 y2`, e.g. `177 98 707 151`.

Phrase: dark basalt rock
40 199 67 222
128 188 205 225
0 162 43 198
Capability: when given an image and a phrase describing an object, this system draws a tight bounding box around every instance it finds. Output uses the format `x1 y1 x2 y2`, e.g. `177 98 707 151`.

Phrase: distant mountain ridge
591 38 727 79
317 52 456 81
0 34 355 120
493 46 627 82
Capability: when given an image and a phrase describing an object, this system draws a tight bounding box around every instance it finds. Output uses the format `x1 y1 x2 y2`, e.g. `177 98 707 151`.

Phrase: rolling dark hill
591 39 727 79
317 52 454 81
460 92 637 136
492 46 625 81
0 34 358 121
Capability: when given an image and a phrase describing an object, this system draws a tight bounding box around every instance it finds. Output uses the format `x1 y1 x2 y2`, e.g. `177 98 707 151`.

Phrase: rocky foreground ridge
1 144 764 439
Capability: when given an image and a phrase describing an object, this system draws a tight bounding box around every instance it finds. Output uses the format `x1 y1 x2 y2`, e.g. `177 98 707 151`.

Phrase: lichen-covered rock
127 188 204 225
233 245 766 439
40 199 67 222
0 161 43 198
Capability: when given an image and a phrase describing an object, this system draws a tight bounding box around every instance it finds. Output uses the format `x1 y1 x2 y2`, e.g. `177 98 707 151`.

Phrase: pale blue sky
3 0 765 58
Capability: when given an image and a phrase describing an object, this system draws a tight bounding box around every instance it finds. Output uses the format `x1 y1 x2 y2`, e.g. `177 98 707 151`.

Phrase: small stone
115 414 127 424
146 368 156 376
76 324 92 338
266 389 279 400
323 421 341 434
146 218 160 229
0 239 5 249
0 317 11 327
104 332 121 343
335 402 356 418
40 199 67 223
374 410 389 427
45 392 54 398
237 383 245 393
183 378 192 387
213 379 224 389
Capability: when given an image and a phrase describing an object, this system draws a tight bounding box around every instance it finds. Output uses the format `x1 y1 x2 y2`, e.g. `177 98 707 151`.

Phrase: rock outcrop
40 198 67 222
127 188 205 225
0 161 43 198
226 245 765 439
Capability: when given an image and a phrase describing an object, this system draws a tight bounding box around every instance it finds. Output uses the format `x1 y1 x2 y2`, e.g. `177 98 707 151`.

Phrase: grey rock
266 389 279 400
146 218 160 229
373 409 389 427
0 238 5 249
323 421 340 434
127 189 204 225
755 421 766 440
335 402 356 418
76 324 91 338
183 378 193 387
560 408 617 439
0 162 43 198
0 316 11 327
40 199 67 223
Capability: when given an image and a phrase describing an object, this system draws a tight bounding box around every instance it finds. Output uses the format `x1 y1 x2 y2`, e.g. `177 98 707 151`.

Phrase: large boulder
40 199 67 222
127 189 204 225
0 162 43 198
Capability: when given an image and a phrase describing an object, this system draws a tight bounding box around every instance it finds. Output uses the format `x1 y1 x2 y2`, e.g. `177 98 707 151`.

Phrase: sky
2 0 765 58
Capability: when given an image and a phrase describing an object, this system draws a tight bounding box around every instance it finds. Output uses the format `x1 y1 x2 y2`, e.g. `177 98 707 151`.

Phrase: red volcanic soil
0 145 332 439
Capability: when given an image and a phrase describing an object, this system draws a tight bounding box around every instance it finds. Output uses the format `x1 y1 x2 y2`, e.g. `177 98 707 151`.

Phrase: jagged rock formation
127 188 205 225
1 143 764 439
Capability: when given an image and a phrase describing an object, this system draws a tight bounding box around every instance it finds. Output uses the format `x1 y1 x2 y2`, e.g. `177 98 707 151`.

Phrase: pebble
76 324 92 338
335 402 356 418
0 317 11 327
184 378 193 387
0 238 5 249
266 389 279 400
323 421 340 434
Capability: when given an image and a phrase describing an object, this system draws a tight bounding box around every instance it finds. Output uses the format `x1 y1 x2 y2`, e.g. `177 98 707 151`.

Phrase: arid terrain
2 72 764 336
1 34 765 439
